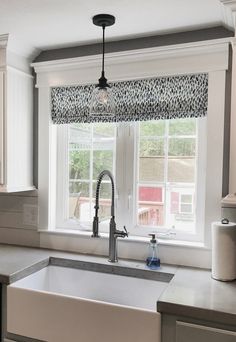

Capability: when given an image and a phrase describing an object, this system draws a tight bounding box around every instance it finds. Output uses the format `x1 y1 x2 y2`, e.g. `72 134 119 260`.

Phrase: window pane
93 151 114 180
180 204 192 213
139 157 165 182
69 151 90 180
169 118 196 135
139 139 165 182
93 122 116 137
69 182 90 220
165 187 195 231
140 121 165 137
136 118 197 234
69 123 91 149
168 138 195 156
69 181 89 196
138 186 164 226
168 158 195 183
140 139 164 156
68 122 116 224
181 194 192 203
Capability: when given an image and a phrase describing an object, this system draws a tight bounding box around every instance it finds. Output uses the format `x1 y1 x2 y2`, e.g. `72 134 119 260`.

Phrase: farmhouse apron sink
7 264 168 342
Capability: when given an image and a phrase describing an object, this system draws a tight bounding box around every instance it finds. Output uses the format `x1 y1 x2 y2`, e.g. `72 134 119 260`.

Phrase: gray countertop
157 267 236 325
0 244 176 284
0 244 235 326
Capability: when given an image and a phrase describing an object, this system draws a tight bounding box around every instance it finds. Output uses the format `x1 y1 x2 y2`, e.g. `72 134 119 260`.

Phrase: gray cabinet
161 314 236 342
176 321 236 342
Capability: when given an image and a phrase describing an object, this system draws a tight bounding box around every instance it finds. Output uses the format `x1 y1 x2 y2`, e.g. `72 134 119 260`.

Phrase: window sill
38 228 211 268
38 228 209 250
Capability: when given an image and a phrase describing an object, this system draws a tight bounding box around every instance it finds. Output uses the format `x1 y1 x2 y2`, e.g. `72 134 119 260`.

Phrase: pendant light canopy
90 14 116 119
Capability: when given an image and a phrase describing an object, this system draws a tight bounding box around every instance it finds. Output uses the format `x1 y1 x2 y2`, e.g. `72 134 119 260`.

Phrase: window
136 119 197 235
57 122 116 229
57 117 206 242
35 43 228 266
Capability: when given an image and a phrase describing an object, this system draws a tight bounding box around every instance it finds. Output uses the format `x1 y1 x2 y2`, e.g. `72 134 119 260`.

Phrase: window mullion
89 125 94 220
115 123 124 229
56 124 69 227
115 122 135 231
164 120 169 228
127 122 136 230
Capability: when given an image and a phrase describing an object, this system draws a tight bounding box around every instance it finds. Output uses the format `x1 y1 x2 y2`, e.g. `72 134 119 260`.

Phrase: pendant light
90 14 116 119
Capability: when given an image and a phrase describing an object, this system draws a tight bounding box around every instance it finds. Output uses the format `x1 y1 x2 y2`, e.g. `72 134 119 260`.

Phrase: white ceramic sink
7 265 168 342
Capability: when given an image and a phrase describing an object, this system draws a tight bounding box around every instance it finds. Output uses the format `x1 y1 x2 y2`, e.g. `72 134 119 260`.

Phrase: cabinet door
0 71 4 185
176 321 236 342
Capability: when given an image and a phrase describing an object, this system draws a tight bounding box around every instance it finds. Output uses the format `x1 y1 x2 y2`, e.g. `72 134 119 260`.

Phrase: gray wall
223 45 232 197
0 191 39 247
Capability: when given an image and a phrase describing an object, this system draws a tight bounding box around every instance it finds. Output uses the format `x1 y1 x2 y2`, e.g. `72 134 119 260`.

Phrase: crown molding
32 38 230 88
32 37 231 74
220 0 236 31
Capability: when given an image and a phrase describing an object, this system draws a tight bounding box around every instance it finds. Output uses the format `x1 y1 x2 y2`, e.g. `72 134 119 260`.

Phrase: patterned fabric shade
51 73 208 124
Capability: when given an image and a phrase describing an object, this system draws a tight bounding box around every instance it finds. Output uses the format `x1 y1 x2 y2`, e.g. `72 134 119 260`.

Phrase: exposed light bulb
97 88 108 104
90 86 115 118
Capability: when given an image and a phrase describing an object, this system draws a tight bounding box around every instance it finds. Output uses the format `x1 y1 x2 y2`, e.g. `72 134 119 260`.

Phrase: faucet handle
123 226 128 237
115 226 129 238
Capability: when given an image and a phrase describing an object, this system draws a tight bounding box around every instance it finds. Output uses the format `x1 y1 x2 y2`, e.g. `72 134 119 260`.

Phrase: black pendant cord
102 24 105 78
98 24 108 88
92 14 115 89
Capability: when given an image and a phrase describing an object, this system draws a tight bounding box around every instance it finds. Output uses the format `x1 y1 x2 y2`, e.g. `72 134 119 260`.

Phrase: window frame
56 123 118 231
56 117 206 242
122 118 206 242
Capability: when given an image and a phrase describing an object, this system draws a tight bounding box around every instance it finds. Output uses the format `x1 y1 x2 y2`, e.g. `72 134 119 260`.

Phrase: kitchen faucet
92 170 128 262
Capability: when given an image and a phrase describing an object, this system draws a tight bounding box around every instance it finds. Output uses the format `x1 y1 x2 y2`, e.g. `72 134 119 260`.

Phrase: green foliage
69 151 90 180
140 118 196 157
93 151 113 179
140 139 164 156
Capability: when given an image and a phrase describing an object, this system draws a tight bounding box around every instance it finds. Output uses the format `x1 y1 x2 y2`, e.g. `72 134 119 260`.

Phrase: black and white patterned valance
51 73 208 124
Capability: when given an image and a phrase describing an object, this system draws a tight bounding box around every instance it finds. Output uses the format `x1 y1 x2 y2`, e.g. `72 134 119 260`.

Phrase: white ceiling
0 0 229 60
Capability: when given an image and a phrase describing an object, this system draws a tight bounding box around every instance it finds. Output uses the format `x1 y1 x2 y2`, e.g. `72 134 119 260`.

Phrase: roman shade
51 73 208 124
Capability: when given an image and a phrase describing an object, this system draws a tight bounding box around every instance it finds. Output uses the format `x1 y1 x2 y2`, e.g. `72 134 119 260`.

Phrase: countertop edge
157 300 236 326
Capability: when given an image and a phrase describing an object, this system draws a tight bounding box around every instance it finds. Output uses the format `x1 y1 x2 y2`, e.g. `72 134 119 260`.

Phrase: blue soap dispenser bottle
146 234 160 269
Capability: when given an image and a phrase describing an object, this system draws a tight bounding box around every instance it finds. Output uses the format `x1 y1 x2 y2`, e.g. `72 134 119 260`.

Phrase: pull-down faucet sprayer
92 170 128 262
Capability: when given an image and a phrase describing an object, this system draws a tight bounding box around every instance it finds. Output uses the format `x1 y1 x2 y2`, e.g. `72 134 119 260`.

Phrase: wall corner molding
220 0 236 32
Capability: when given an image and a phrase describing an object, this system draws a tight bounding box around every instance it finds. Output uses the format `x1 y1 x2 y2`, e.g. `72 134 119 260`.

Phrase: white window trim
33 38 229 267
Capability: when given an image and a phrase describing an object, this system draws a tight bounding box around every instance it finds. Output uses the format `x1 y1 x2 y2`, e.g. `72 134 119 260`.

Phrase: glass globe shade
90 87 115 120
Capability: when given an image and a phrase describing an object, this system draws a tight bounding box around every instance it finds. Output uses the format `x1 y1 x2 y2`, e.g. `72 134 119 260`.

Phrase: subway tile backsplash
0 191 40 247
